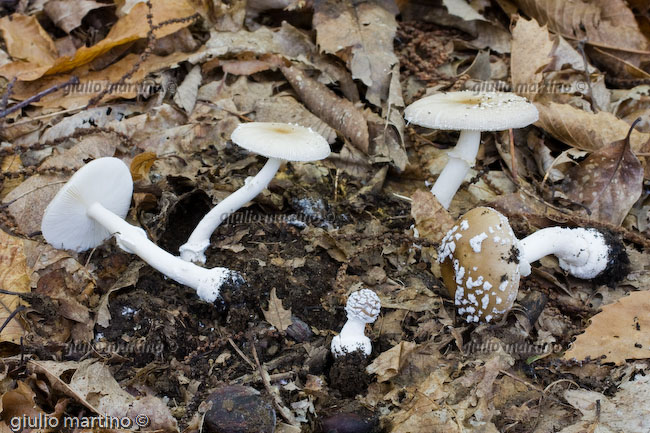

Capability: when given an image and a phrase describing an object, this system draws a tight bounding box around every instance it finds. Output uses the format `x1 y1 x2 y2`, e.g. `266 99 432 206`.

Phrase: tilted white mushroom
331 289 381 357
439 207 628 323
41 157 242 303
180 122 330 264
404 91 538 209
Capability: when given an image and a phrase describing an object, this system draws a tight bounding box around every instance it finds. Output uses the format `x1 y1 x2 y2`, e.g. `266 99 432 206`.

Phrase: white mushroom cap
404 91 539 131
231 122 331 162
345 289 381 324
438 207 521 323
41 157 133 252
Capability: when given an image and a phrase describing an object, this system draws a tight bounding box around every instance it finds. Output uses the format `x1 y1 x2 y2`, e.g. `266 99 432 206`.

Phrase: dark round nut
203 385 276 433
321 412 378 433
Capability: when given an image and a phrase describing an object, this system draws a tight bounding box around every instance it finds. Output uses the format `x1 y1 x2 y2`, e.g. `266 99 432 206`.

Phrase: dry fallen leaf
0 14 57 66
0 381 43 420
262 288 292 332
512 0 650 78
562 124 644 225
174 65 202 114
410 189 455 243
366 341 417 382
510 16 553 100
535 102 650 152
313 0 398 107
44 0 109 33
564 291 650 365
560 375 650 433
0 230 30 344
0 0 197 80
130 152 159 181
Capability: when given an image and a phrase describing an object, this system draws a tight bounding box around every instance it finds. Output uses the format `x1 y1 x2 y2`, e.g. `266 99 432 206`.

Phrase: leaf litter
0 0 648 432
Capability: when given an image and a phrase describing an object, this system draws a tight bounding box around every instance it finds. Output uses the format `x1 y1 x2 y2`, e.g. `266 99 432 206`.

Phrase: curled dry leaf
0 14 57 66
562 124 643 225
281 64 370 154
564 291 650 365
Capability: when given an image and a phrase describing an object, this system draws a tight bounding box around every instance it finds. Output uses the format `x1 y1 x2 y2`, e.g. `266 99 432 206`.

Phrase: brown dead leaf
0 14 57 66
562 125 644 225
173 65 202 114
564 291 650 365
511 0 650 78
130 152 159 181
0 230 30 344
366 341 417 382
535 102 650 152
44 0 109 33
313 0 398 107
0 381 43 420
561 375 650 433
410 189 455 243
281 64 370 154
262 288 292 332
0 0 197 81
510 17 554 100
0 156 23 200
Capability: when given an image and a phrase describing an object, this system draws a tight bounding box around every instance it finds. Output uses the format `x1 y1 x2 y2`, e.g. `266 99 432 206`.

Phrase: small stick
0 305 25 335
0 76 79 119
508 128 519 184
227 337 255 370
251 343 299 427
577 40 599 113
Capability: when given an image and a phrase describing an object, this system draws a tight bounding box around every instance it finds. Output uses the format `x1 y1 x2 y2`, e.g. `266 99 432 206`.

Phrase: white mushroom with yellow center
404 91 538 209
331 289 381 357
180 122 330 264
439 207 628 323
41 157 242 303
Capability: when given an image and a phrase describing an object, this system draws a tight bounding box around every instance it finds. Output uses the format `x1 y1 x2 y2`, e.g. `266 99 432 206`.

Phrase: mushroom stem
430 130 481 209
87 202 237 302
518 227 609 279
339 318 366 339
180 157 283 264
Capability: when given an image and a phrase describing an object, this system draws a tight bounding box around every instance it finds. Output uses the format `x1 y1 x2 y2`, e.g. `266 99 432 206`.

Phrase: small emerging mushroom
404 91 538 209
180 122 330 264
438 207 628 323
41 157 242 303
331 289 381 357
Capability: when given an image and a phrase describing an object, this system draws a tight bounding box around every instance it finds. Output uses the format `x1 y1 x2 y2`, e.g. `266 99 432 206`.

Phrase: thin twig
251 343 299 427
227 337 255 370
577 40 599 113
0 305 25 335
0 76 79 119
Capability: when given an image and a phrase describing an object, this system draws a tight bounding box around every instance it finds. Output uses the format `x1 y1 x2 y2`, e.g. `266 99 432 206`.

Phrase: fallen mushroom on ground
41 157 243 303
438 207 629 323
331 289 381 357
404 91 538 209
180 122 331 264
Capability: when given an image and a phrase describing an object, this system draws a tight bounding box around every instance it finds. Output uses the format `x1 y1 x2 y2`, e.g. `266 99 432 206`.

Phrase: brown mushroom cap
438 207 521 323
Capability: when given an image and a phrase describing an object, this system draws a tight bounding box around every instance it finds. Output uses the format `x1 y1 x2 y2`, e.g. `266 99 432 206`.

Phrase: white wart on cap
438 207 521 323
231 122 331 161
41 157 133 252
404 91 539 131
179 122 331 264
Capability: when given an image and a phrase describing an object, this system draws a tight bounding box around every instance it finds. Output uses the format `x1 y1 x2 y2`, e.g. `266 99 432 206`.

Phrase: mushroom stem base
518 227 609 279
87 202 237 302
430 130 481 209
